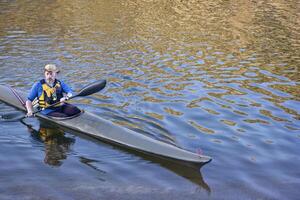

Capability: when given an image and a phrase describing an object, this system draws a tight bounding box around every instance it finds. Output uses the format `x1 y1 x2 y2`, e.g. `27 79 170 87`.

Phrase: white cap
44 64 59 72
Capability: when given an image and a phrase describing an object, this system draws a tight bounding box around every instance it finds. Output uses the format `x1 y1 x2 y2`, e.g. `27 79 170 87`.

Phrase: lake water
0 1 299 199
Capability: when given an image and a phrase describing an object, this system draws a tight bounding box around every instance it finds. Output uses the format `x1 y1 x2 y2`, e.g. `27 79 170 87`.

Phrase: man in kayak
25 64 81 117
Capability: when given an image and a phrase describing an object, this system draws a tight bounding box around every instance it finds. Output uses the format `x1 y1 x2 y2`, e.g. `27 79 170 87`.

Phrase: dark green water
0 0 299 199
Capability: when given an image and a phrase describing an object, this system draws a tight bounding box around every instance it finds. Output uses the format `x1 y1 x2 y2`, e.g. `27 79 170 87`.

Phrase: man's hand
26 111 33 117
60 96 69 103
26 100 34 117
61 93 72 103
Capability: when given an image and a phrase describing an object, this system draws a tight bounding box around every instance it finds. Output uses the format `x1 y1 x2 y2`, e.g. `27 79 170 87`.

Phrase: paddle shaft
32 95 76 115
32 79 106 114
9 79 106 118
9 86 68 116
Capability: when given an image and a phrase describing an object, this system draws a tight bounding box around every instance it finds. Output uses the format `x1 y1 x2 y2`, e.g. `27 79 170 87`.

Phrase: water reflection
53 124 211 192
18 116 210 191
134 152 211 192
21 120 75 167
1 0 300 198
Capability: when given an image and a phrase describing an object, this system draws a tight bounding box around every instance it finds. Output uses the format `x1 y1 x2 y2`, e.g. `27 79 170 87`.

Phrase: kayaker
25 64 81 117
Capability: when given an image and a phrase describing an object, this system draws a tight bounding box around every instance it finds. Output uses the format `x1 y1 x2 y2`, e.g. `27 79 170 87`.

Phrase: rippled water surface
0 0 299 199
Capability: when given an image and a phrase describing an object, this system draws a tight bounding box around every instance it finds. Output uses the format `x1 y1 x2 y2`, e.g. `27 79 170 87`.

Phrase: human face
44 70 57 83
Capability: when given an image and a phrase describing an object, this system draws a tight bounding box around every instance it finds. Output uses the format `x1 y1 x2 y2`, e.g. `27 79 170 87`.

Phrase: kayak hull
0 85 212 164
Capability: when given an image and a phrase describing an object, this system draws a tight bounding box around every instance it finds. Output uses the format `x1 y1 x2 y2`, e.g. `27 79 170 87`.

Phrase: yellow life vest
38 79 63 108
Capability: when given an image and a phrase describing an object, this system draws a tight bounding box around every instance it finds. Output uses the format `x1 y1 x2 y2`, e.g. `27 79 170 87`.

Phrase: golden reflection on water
0 0 300 198
2 0 300 159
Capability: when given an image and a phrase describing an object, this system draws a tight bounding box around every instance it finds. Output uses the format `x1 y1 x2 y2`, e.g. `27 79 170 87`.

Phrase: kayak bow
0 85 212 164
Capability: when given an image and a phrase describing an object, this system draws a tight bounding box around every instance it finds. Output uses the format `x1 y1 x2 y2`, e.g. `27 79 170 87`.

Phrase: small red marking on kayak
196 148 203 155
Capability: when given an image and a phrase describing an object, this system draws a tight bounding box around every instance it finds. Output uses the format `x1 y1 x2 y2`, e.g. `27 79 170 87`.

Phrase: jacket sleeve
60 80 73 95
27 82 40 101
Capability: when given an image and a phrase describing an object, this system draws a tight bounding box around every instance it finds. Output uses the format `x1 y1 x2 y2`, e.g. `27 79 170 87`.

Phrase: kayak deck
0 85 212 164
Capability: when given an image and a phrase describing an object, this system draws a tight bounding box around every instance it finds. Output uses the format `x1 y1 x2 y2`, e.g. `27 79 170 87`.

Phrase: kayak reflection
22 120 75 167
124 147 211 192
68 127 211 192
20 119 210 191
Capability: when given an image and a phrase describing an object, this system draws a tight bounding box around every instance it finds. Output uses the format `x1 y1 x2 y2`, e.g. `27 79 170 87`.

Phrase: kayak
0 85 212 164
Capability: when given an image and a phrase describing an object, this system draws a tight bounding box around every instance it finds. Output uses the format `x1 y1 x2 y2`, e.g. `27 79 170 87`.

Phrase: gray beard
46 79 54 87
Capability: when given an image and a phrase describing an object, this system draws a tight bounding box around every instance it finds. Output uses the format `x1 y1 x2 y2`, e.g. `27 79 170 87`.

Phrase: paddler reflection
25 121 75 167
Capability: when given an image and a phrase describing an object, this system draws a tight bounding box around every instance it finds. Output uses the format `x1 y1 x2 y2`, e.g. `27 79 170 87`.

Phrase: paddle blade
0 111 26 122
75 80 106 97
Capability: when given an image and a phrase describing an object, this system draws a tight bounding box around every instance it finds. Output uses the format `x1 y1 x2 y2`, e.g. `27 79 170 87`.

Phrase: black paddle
0 80 106 121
